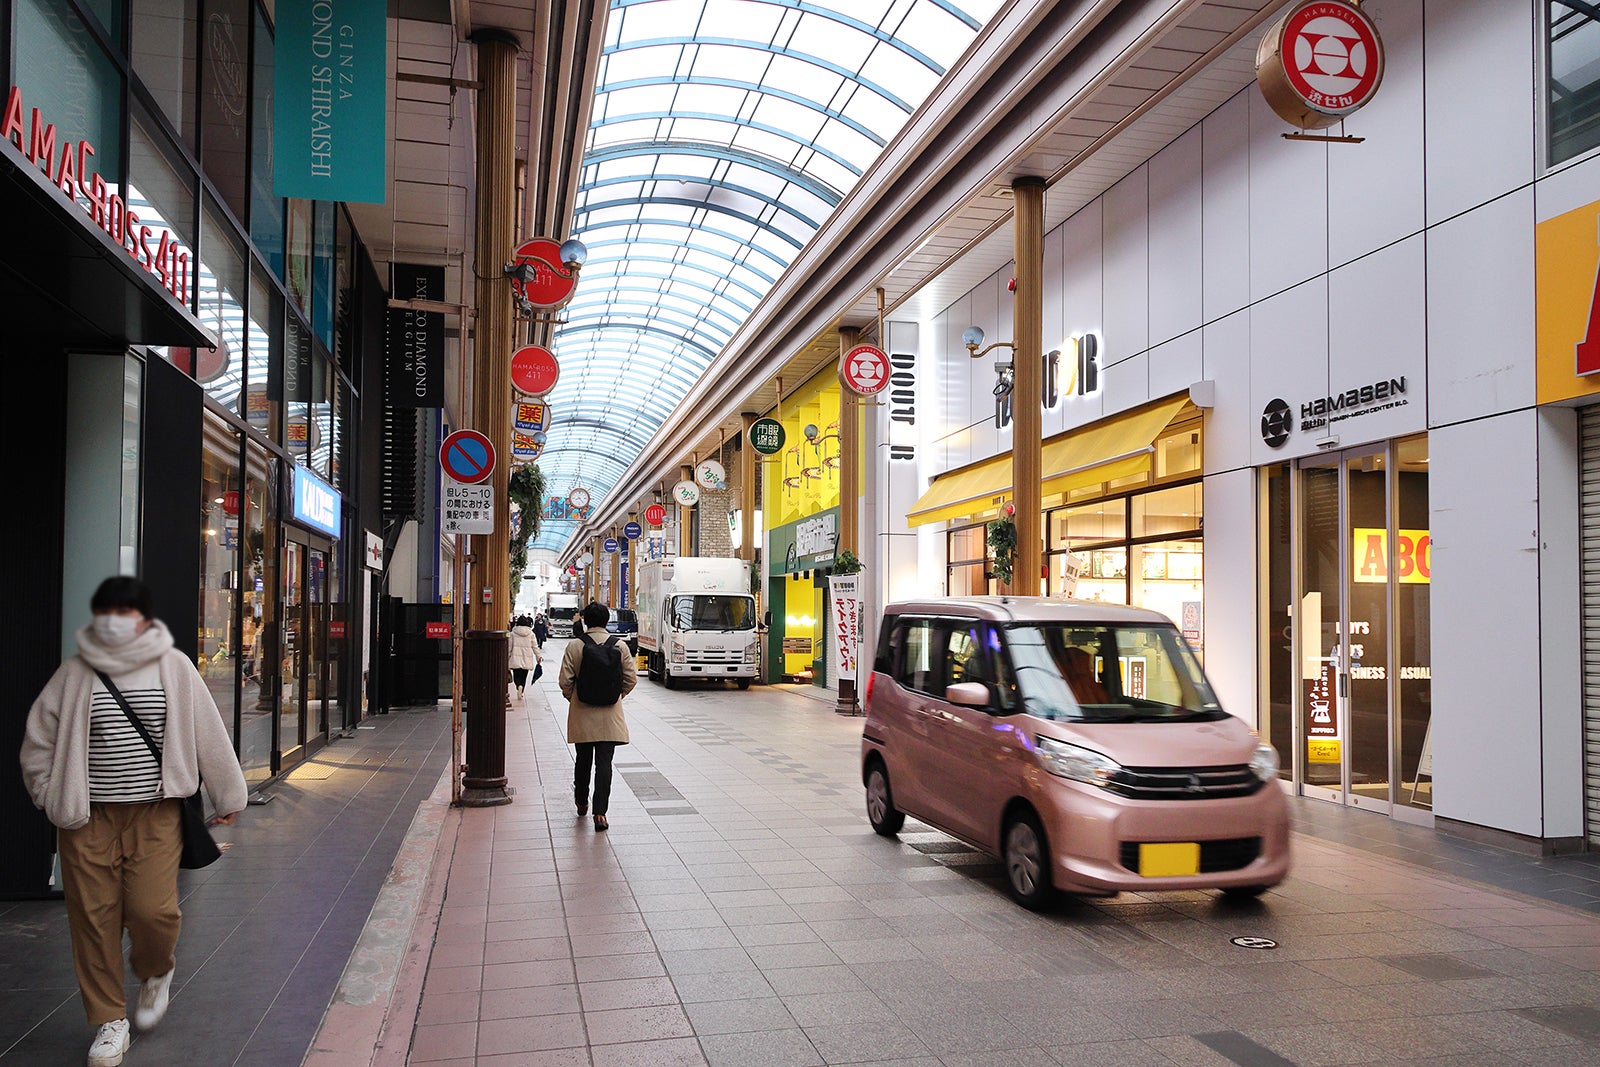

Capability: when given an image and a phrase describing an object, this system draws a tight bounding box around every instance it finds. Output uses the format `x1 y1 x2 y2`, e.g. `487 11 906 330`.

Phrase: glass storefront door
1266 436 1432 824
281 539 304 765
280 533 333 766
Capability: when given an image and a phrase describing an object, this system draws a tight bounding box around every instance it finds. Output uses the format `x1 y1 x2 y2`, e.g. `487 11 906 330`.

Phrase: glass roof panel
533 0 1001 554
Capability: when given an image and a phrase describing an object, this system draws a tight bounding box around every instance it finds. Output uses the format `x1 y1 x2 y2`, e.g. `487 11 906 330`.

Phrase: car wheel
1221 884 1270 900
864 762 905 836
649 653 664 683
736 678 752 690
1003 810 1056 910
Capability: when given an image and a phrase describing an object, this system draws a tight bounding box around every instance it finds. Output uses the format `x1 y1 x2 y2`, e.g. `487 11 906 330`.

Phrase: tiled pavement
319 653 1600 1067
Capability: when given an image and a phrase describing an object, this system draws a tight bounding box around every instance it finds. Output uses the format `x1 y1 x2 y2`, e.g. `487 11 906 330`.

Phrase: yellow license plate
1139 842 1200 877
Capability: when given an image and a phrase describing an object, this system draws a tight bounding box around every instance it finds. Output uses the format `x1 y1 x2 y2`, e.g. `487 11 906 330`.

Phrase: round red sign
1258 1 1383 129
839 344 890 397
644 503 667 526
510 238 579 310
510 345 560 396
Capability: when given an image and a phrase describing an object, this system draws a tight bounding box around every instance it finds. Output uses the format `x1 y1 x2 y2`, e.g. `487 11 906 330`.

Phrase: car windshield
672 595 755 631
608 610 637 631
1004 622 1224 723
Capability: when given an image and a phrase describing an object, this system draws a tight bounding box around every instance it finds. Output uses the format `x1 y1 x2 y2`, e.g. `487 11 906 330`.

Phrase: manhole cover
1230 936 1278 950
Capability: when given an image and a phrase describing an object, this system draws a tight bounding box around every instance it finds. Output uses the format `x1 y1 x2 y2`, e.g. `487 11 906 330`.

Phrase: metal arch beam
600 37 917 113
561 276 754 322
541 417 658 450
576 173 829 233
595 76 888 149
581 234 782 286
564 261 762 311
588 113 864 180
572 215 795 270
574 196 809 250
561 306 740 345
556 328 718 370
555 321 721 365
583 141 845 207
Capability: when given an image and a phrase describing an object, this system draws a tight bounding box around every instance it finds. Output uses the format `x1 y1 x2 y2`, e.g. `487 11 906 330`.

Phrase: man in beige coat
558 601 637 831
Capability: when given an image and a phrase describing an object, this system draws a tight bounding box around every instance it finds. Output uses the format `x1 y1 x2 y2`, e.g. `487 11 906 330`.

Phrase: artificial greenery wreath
987 518 1018 587
508 463 546 598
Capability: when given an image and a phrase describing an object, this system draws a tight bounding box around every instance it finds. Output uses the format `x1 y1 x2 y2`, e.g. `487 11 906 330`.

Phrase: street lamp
963 325 1016 360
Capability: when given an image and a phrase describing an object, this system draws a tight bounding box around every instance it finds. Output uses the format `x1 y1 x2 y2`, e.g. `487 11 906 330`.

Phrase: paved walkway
308 652 1600 1067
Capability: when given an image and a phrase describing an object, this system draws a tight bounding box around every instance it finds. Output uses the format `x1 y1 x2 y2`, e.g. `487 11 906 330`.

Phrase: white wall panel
1326 235 1429 448
1201 467 1257 724
1150 330 1202 404
1249 279 1330 468
1539 406 1584 840
1249 88 1328 303
1202 309 1252 476
1423 0 1535 226
1328 0 1425 268
1536 153 1600 221
1149 127 1203 348
1103 166 1150 368
1426 188 1536 428
1202 92 1251 324
1431 410 1543 836
1101 351 1149 417
1042 221 1068 440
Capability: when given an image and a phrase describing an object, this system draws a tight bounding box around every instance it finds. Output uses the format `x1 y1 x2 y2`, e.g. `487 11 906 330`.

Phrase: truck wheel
736 678 752 690
664 669 678 690
649 653 663 683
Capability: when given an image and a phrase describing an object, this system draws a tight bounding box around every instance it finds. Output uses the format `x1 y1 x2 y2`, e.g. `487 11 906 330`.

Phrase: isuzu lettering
636 558 758 689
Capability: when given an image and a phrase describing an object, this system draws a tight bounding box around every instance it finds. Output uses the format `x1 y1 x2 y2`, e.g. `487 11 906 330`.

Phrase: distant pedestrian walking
533 613 549 647
509 615 542 700
19 576 248 1067
558 602 635 831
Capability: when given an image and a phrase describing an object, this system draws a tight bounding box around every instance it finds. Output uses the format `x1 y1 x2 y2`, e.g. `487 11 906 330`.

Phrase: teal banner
273 0 387 204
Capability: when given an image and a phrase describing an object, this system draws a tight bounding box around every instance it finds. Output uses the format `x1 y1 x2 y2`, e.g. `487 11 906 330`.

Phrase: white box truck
546 592 581 637
636 557 758 689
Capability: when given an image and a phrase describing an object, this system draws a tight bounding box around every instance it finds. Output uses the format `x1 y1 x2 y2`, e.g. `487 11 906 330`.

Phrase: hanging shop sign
750 417 786 456
510 345 560 397
604 537 619 553
672 480 701 507
439 429 495 485
386 264 445 408
644 503 667 527
290 463 341 538
624 521 643 539
2 86 192 305
509 237 578 309
839 344 891 396
1256 1 1384 131
510 432 542 461
695 458 727 491
888 351 916 461
287 416 320 456
442 479 493 534
1259 376 1409 448
273 0 388 203
514 401 549 433
365 530 383 571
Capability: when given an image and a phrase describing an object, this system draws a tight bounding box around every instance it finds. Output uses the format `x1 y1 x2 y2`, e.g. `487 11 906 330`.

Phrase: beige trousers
57 799 182 1025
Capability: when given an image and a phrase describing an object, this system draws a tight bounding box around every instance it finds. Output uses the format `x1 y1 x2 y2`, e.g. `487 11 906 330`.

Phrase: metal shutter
1580 407 1600 845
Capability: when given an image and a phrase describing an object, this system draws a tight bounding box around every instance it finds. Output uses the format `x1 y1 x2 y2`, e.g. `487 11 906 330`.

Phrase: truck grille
1105 764 1262 801
684 649 743 666
1118 837 1262 874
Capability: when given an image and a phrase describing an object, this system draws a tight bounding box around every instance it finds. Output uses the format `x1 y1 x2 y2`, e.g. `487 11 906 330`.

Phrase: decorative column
460 28 519 808
625 510 638 609
608 526 620 605
591 534 603 603
1011 176 1045 596
738 413 756 562
679 464 694 557
836 327 859 561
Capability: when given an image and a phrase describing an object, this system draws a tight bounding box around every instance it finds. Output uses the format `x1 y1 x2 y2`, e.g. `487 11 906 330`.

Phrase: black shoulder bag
95 671 223 870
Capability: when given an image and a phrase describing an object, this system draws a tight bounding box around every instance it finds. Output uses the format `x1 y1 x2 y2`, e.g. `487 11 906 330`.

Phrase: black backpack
575 632 625 705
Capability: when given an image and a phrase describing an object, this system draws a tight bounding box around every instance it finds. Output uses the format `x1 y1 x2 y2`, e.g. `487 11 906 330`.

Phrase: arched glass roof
531 0 1003 553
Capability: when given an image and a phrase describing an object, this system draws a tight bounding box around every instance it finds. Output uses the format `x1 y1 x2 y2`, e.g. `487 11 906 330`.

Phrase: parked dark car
606 607 639 656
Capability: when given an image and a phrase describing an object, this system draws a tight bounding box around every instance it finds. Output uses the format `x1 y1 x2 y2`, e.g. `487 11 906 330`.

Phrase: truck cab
636 557 759 689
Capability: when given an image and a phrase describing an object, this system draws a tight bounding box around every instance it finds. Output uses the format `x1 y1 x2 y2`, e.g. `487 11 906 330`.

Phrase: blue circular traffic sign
604 537 619 553
623 521 642 539
440 429 495 484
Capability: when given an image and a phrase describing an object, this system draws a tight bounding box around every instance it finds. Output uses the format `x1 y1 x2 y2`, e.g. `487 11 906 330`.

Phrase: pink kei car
861 598 1289 909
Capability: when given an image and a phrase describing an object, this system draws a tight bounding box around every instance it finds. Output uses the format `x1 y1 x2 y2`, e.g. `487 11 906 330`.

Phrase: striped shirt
88 664 166 803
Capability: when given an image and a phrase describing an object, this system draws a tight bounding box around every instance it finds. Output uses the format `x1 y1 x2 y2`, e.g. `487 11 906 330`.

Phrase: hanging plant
987 519 1018 587
832 548 863 575
508 463 546 598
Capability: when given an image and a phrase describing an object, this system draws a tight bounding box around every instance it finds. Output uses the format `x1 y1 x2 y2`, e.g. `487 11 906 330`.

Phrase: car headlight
1249 743 1280 782
1035 736 1121 788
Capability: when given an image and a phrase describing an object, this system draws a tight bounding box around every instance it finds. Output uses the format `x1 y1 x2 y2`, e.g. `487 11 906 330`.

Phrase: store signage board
1255 1 1384 131
644 503 667 526
750 418 786 455
365 531 383 571
511 432 541 461
425 621 451 639
273 0 388 203
672 480 701 507
695 458 727 490
509 237 578 309
439 429 495 484
387 264 445 408
2 85 192 305
624 521 642 539
291 463 341 538
510 345 560 397
514 401 549 432
840 344 890 396
604 537 619 553
442 477 494 534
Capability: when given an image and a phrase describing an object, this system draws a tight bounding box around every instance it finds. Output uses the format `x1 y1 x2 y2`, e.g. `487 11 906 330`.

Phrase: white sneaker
132 966 174 1030
88 1018 130 1066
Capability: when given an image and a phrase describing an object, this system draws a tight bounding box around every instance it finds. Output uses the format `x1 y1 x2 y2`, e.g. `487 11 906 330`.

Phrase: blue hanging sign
623 521 642 539
273 0 388 203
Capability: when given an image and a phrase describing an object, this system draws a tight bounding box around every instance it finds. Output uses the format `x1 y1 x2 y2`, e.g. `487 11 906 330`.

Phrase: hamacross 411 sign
274 0 388 203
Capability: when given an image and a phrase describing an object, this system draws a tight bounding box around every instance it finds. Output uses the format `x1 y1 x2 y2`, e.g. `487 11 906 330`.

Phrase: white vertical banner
828 574 861 683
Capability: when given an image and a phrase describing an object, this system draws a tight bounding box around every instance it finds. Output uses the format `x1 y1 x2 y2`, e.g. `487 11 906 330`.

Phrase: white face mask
92 614 142 645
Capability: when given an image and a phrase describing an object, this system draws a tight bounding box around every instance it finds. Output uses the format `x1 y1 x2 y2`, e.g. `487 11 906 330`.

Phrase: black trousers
511 668 529 688
574 741 617 815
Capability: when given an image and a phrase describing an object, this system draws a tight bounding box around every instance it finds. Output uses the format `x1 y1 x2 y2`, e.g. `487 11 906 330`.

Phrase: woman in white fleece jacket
19 577 248 1067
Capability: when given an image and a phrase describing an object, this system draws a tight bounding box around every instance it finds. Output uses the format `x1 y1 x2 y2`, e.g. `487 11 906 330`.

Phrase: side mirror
944 682 991 708
763 610 773 629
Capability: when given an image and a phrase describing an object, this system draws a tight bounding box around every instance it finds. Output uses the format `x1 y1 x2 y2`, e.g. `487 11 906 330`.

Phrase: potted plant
987 519 1017 587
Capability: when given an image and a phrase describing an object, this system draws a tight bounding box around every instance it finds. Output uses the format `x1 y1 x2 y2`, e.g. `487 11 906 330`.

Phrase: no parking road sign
440 429 495 484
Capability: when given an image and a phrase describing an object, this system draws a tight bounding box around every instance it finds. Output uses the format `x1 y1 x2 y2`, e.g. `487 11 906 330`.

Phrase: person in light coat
20 576 249 1067
557 601 636 831
508 615 542 700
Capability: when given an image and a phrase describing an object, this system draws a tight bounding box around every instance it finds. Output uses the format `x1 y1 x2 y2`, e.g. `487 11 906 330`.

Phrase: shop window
284 314 314 461
286 198 313 320
335 208 354 371
15 0 123 191
200 415 241 751
314 200 335 347
198 0 250 218
1550 2 1600 165
240 439 277 785
1044 479 1201 627
197 193 248 413
80 0 124 49
1154 421 1202 480
1049 499 1126 549
947 522 995 596
248 5 282 277
1132 483 1202 539
131 0 196 146
310 350 333 478
129 111 198 362
248 262 282 441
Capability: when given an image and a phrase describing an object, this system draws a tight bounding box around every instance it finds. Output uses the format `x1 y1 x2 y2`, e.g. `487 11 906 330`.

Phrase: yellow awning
1039 395 1189 499
906 395 1190 528
905 452 1013 528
